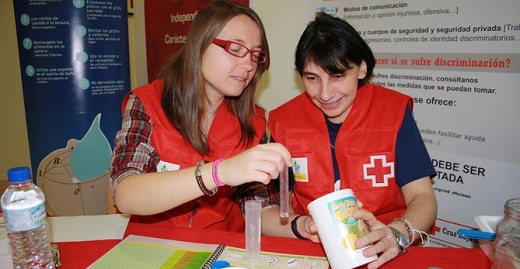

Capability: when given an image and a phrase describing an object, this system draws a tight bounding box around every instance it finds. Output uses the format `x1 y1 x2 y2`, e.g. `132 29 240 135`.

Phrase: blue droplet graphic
70 114 112 182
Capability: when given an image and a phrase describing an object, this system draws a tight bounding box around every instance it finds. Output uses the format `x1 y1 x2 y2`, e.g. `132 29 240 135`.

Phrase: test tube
245 200 262 263
279 164 290 219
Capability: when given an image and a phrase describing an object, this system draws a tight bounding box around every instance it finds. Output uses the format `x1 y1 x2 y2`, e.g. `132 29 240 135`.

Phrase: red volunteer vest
268 84 413 223
124 80 266 232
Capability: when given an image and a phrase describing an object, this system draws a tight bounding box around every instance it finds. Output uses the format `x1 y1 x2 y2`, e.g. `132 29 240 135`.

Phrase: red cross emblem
363 155 394 187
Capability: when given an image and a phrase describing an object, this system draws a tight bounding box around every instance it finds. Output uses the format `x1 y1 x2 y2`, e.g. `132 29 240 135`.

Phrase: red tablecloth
55 218 491 269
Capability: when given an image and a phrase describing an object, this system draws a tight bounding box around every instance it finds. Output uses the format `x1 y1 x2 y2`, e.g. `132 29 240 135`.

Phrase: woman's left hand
353 209 401 269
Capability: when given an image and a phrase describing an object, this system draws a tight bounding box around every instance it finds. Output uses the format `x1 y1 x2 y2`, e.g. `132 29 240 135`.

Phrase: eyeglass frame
211 38 268 64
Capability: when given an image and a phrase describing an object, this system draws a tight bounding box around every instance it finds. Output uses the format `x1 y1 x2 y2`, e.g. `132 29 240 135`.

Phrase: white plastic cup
308 189 377 269
244 200 262 263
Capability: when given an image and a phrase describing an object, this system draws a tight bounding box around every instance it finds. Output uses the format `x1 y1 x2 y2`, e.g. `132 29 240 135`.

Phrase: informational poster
13 0 130 215
144 0 249 82
310 0 520 248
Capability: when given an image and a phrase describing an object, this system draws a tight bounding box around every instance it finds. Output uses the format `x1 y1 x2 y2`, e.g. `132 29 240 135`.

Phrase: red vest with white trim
268 84 412 223
125 80 266 231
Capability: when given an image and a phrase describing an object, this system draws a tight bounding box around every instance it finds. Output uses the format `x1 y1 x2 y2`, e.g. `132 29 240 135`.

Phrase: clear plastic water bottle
1 166 54 268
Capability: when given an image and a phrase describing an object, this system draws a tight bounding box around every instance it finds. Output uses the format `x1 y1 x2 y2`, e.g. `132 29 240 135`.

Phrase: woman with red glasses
109 0 291 232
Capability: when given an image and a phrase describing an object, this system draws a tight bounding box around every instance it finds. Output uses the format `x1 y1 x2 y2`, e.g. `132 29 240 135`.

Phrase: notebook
88 234 329 269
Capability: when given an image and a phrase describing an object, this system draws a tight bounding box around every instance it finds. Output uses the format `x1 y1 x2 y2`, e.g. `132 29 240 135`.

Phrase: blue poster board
13 0 130 215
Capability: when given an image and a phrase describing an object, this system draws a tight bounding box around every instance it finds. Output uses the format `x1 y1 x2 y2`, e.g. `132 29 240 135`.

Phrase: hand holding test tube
280 164 289 219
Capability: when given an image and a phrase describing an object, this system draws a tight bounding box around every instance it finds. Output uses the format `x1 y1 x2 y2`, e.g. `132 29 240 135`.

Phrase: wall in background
0 0 31 178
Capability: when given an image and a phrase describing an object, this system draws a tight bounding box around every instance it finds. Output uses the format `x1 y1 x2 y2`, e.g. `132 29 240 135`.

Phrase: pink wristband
212 158 225 187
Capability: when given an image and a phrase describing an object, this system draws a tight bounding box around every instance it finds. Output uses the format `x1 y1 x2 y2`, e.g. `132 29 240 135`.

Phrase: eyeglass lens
227 42 266 63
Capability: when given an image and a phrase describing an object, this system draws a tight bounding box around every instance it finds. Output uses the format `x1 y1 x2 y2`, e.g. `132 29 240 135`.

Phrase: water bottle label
4 202 47 232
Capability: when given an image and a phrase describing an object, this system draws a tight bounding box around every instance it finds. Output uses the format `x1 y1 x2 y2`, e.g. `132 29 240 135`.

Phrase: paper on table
88 234 330 269
49 214 131 242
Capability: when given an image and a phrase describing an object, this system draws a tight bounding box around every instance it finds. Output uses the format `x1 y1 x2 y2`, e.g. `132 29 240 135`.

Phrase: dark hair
159 0 270 155
295 12 375 87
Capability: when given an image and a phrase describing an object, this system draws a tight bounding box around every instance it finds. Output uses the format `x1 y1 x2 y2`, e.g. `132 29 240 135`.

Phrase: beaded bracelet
389 218 414 242
389 217 430 246
195 160 217 196
212 158 225 187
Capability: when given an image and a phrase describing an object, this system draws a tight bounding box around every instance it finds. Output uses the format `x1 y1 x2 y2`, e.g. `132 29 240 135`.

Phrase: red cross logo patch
363 155 394 187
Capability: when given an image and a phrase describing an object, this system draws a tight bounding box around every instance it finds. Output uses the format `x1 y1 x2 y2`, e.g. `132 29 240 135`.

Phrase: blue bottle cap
211 260 231 268
7 166 31 183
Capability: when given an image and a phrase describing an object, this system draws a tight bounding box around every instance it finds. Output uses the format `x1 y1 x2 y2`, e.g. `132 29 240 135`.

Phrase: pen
457 229 496 241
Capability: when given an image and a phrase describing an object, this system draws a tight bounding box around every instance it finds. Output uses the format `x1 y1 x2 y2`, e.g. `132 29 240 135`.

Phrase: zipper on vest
188 198 201 228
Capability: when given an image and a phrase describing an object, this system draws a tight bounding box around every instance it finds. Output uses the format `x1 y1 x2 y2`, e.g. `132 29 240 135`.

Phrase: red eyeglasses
212 39 268 64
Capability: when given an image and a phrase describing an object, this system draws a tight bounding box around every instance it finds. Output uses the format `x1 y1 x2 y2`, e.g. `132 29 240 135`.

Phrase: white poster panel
309 0 520 248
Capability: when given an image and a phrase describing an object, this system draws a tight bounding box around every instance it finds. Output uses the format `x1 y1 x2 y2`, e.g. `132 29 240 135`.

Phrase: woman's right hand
217 143 292 186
